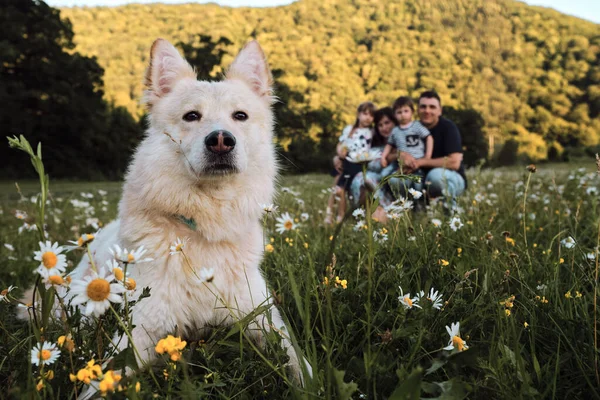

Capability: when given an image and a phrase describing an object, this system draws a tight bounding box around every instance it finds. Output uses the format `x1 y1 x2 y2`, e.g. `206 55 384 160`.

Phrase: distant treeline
2 0 600 179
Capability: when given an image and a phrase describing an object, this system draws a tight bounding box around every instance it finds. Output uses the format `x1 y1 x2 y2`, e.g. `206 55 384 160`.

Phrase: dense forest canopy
59 0 600 163
2 0 599 179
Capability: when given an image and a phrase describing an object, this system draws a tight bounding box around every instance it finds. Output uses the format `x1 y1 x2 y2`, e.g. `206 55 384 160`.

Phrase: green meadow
1 158 599 399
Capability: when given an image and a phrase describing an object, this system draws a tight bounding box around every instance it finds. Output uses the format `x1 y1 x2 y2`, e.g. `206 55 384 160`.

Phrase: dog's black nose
205 130 236 155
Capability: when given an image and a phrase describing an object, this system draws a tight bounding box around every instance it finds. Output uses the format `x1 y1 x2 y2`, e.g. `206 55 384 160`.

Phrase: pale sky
45 0 600 24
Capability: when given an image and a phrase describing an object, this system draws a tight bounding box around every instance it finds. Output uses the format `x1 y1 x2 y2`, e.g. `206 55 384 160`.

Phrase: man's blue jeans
424 168 466 199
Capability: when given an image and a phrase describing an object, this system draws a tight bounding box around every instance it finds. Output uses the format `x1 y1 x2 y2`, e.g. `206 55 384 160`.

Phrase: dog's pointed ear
144 38 196 106
226 41 274 102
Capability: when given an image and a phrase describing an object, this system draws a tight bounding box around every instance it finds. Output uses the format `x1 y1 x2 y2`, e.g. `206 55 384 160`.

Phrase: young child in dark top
325 101 376 224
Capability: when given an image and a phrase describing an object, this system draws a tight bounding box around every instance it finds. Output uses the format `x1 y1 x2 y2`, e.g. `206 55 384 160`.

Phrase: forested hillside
61 0 600 162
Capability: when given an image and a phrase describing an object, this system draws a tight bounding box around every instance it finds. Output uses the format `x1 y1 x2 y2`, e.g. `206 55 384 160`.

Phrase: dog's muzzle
205 130 236 155
203 130 238 174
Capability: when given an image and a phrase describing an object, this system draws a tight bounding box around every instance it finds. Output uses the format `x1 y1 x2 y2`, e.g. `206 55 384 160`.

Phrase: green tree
0 0 141 179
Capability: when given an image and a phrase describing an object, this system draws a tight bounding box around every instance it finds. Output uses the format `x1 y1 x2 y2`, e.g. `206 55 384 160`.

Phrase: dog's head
143 38 275 179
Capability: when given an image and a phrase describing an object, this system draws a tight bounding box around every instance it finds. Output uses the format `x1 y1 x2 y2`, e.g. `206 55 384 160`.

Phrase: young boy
381 96 432 191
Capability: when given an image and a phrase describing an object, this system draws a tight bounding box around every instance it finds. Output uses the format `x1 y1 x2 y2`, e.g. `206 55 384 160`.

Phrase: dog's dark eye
233 111 248 121
183 111 201 122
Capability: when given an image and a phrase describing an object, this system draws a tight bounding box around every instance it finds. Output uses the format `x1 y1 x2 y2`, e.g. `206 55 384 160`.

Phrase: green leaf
333 368 358 400
40 284 56 331
389 367 423 400
425 359 447 376
112 346 138 371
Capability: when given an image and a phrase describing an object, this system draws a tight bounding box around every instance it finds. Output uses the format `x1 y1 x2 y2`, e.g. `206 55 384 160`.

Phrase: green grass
1 163 599 399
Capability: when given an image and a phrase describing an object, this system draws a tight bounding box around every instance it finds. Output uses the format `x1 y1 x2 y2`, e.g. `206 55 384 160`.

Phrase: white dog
71 38 309 382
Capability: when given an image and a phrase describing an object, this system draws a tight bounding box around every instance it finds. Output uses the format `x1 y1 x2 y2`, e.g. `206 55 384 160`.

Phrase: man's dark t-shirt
424 116 467 187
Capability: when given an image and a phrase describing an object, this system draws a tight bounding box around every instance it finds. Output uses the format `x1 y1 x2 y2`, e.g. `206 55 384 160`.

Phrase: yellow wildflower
334 276 348 289
439 259 449 267
505 237 515 246
564 291 572 299
57 335 75 352
99 370 121 394
73 359 102 384
155 335 187 362
265 244 274 253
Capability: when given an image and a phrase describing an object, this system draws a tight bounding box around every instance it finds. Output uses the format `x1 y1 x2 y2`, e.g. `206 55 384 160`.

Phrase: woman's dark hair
371 107 397 147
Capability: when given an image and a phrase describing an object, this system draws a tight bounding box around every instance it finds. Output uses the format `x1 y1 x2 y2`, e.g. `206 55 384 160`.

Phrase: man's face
418 97 442 128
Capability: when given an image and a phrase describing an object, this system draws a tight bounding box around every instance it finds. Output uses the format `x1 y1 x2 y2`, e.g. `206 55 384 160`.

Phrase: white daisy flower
105 259 136 291
408 188 422 199
18 222 36 234
67 233 96 250
408 236 416 242
4 243 14 251
586 187 598 196
275 212 297 234
86 217 100 230
431 218 442 228
169 237 189 255
15 210 27 220
586 252 596 260
98 189 108 196
69 266 126 317
31 341 60 366
300 212 309 222
398 286 421 309
449 217 464 232
33 241 67 279
444 322 468 351
110 244 153 264
427 288 444 310
198 267 215 283
373 230 388 244
353 220 366 231
0 285 17 303
352 208 365 219
260 203 278 214
560 236 576 249
536 284 548 292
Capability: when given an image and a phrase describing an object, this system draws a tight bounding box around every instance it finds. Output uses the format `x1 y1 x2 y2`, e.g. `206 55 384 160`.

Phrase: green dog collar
177 215 197 231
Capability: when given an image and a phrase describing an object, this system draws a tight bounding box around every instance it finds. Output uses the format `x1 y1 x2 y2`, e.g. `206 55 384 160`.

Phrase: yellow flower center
48 275 64 285
113 267 124 281
284 220 293 230
452 336 466 351
42 251 58 269
404 296 413 307
40 349 51 361
126 278 136 290
175 243 183 251
1 289 8 296
87 279 110 301
127 253 135 263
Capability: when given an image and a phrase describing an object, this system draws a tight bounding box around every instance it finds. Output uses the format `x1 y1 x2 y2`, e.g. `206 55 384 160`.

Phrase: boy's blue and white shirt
388 121 430 159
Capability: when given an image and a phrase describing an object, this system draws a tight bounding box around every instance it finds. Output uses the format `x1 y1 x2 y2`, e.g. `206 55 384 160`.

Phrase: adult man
403 90 466 202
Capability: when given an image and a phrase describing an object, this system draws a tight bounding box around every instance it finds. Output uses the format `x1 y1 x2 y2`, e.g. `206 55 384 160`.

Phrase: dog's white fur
71 39 308 380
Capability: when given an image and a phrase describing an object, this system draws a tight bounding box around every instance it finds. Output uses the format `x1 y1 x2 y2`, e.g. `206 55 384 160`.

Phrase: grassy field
1 160 599 399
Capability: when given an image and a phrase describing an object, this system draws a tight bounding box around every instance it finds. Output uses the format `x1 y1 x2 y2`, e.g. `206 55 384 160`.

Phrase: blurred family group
324 90 467 224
